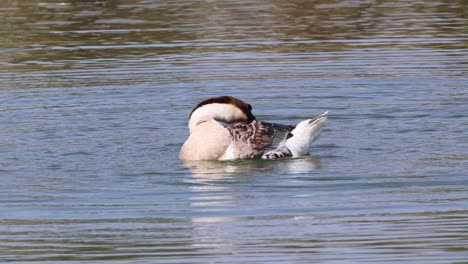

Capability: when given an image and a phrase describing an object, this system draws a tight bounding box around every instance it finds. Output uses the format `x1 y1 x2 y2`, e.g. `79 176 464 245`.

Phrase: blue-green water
1 0 467 263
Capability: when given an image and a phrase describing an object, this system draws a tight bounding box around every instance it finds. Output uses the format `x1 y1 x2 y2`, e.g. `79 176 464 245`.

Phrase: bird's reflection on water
181 156 324 254
182 156 323 182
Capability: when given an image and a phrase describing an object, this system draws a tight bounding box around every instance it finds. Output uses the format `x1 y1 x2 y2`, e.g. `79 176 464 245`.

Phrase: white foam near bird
179 96 328 161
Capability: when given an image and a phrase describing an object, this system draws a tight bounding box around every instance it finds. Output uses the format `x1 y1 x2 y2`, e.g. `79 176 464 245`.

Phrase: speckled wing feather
226 120 294 159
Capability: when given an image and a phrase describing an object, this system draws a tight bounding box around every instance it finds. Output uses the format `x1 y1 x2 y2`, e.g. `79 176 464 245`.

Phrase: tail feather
285 112 328 157
308 111 328 126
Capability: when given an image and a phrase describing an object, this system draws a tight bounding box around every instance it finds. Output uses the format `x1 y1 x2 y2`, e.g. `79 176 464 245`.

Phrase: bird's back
222 120 294 160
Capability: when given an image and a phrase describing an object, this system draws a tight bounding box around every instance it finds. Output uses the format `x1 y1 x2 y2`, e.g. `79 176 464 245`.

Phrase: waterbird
179 96 327 160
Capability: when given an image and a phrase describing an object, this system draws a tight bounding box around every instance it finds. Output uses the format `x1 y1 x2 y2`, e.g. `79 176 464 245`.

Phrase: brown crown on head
189 96 256 122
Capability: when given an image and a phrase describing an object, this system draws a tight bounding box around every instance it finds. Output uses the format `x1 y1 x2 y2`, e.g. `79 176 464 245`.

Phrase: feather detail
224 120 294 160
262 146 293 160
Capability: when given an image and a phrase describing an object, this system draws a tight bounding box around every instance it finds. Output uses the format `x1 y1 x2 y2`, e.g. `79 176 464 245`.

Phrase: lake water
1 0 467 263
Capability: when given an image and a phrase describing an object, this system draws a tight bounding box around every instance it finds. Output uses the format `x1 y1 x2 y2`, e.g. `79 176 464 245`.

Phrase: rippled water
1 0 468 263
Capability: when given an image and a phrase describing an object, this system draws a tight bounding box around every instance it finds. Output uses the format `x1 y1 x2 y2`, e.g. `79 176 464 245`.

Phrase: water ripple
1 0 467 263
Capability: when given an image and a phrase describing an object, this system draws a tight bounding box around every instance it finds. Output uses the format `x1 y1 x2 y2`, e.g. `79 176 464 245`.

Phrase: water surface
1 0 467 263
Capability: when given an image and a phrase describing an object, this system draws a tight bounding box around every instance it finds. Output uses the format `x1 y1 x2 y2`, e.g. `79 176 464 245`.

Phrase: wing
226 120 294 159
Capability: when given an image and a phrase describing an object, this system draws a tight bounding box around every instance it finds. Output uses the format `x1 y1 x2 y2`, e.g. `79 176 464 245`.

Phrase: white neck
188 103 246 132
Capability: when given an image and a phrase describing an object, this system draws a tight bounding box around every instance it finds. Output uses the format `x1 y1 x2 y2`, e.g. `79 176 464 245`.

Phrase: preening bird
179 96 327 161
